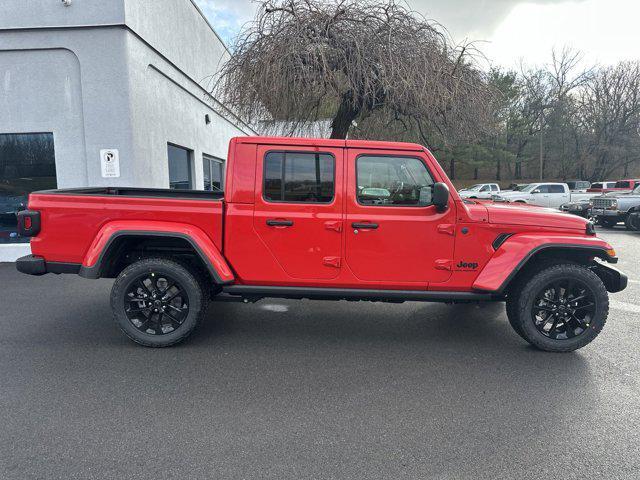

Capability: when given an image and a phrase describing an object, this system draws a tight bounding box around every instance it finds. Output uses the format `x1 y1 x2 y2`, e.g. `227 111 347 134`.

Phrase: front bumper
592 262 628 293
16 255 80 276
591 208 622 218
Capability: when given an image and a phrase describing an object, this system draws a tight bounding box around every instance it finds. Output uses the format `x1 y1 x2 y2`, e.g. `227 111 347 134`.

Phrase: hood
483 202 589 230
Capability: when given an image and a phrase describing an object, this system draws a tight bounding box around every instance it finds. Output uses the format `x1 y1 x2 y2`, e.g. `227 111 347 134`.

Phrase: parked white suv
458 183 500 199
492 183 598 208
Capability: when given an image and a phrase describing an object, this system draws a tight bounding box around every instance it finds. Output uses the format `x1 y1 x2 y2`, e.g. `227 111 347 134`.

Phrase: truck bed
27 187 224 265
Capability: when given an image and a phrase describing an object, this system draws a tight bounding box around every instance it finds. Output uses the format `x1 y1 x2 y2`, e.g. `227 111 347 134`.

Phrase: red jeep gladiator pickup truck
16 137 627 351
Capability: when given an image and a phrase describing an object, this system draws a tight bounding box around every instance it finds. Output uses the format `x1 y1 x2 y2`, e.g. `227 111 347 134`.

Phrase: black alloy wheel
124 272 190 335
531 278 596 340
111 258 206 347
509 263 609 352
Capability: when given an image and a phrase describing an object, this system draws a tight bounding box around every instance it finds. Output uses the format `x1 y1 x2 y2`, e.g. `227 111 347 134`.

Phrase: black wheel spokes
124 273 189 335
532 278 596 340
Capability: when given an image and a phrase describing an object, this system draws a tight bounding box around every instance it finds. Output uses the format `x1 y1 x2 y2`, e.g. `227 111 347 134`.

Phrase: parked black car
560 199 592 218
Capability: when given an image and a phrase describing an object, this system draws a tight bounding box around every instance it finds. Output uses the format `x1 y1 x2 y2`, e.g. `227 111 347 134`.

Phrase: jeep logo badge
457 261 479 270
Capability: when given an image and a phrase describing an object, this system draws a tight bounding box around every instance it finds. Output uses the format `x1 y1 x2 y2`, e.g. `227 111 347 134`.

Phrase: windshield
463 184 483 191
520 184 538 192
633 185 640 194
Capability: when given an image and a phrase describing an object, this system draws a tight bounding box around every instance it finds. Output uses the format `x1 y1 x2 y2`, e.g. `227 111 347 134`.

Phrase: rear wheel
111 257 207 347
508 264 608 352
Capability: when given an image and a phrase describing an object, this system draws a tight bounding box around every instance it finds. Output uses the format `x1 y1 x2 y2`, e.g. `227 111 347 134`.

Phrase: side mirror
532 189 541 194
432 182 450 212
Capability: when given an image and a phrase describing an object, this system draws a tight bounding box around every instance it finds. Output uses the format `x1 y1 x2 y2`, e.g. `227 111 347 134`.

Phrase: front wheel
509 264 608 352
599 218 618 229
625 214 640 231
110 258 207 347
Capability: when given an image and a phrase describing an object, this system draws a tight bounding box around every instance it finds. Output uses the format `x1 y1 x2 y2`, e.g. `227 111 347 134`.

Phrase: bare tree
578 62 640 180
215 0 495 141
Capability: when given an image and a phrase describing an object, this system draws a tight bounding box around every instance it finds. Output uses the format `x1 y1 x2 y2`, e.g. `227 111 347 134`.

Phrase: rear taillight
17 210 41 237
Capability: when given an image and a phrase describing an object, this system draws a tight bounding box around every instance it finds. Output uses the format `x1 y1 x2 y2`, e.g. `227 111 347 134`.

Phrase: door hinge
324 221 343 233
435 259 452 271
437 224 455 236
323 256 341 268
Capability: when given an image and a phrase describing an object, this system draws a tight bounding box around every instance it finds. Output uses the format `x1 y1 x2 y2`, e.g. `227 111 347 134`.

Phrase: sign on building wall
100 149 120 178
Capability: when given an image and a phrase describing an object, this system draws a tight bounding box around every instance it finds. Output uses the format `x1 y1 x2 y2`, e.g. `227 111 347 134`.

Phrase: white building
0 0 255 260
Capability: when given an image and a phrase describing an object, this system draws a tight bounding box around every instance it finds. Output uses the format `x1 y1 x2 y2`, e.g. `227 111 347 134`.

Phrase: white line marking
610 300 640 314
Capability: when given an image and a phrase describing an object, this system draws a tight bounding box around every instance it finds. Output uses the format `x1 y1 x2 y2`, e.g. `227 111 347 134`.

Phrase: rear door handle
266 219 294 227
351 222 378 229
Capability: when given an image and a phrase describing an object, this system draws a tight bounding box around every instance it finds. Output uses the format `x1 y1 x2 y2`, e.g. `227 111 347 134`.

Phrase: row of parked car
458 179 640 231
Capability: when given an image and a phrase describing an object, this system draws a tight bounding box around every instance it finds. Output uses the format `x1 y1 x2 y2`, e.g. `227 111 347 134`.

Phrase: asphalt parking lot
1 227 639 480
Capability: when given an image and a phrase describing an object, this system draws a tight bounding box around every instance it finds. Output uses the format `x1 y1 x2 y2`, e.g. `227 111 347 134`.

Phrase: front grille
592 198 614 209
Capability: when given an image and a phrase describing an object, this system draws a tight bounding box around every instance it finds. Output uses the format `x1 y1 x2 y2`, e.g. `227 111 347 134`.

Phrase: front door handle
266 219 294 227
351 222 378 229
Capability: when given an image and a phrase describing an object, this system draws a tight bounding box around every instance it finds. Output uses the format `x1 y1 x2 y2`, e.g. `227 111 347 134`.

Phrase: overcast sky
194 0 640 69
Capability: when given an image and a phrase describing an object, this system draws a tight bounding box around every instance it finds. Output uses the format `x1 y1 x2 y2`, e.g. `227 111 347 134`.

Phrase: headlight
589 199 594 207
609 200 618 210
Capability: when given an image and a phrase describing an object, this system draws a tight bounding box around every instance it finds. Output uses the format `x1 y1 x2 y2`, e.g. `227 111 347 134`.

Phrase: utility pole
539 113 544 180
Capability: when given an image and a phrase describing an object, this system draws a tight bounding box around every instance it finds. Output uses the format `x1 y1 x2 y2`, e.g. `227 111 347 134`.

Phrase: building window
356 156 434 206
263 151 335 203
168 144 193 190
0 133 56 244
203 155 224 191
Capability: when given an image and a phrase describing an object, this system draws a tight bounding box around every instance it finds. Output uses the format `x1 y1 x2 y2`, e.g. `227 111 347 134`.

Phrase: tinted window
615 181 631 189
357 156 434 206
168 144 192 190
591 183 603 189
491 185 499 191
548 185 565 193
0 133 56 244
264 152 334 203
203 154 224 191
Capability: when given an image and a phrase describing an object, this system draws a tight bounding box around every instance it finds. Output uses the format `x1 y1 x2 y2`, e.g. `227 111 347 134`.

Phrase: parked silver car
590 184 640 230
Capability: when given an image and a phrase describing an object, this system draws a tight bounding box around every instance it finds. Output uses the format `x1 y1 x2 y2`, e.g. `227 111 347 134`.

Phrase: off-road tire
624 214 639 231
510 263 608 352
506 282 525 339
111 257 207 347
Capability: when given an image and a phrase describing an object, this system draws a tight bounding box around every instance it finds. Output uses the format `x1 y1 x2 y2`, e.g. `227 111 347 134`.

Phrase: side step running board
220 285 498 303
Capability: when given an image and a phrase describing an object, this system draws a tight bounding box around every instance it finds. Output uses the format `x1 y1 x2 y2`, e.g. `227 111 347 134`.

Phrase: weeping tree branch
214 0 496 142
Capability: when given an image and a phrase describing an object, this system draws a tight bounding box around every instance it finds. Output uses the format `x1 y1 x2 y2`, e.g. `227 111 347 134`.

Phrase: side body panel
28 192 224 265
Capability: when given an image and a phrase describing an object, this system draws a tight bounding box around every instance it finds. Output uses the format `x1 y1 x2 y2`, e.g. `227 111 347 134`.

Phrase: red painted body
587 179 640 193
26 136 615 293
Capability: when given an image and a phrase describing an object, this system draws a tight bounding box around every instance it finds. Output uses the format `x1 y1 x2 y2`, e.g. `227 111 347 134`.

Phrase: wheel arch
473 236 617 295
79 222 234 285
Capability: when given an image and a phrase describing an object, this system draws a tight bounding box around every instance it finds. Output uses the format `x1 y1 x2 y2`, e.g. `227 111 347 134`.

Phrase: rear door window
548 185 566 193
264 152 335 203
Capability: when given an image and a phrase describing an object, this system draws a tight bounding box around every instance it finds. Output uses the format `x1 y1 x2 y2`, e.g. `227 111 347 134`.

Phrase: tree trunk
496 157 501 181
474 167 478 180
330 92 359 139
449 157 455 180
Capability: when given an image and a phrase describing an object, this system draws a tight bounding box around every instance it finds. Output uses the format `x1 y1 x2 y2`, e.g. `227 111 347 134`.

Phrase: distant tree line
216 0 640 182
